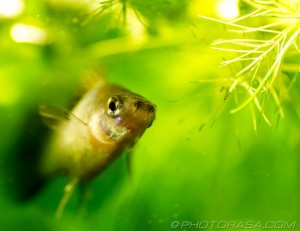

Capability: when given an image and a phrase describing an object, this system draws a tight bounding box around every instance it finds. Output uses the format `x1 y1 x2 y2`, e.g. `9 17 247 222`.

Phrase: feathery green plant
200 0 300 127
83 0 128 26
87 0 152 27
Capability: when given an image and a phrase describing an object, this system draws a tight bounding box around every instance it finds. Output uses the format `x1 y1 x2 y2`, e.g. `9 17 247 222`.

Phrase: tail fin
8 106 50 201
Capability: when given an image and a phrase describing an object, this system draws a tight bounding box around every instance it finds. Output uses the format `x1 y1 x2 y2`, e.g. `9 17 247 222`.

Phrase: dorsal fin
69 67 106 107
79 67 107 96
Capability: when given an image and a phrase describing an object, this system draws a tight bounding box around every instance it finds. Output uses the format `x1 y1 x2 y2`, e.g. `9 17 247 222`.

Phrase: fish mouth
133 96 156 111
133 98 156 128
147 115 155 128
147 106 156 128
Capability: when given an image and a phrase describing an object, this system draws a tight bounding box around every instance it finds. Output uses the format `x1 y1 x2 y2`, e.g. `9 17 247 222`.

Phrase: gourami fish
37 78 156 219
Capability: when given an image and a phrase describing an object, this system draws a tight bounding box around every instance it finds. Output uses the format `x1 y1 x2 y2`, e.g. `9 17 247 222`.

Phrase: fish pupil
109 101 116 111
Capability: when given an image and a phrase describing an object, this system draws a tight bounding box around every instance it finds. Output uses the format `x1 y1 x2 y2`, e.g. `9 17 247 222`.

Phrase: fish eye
107 96 122 117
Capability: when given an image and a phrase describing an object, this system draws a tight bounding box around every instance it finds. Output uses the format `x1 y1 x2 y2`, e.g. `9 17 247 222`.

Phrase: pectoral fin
78 181 91 217
55 178 79 220
39 104 87 129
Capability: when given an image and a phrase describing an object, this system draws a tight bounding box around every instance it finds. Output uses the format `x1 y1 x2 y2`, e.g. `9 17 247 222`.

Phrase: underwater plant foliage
0 0 300 230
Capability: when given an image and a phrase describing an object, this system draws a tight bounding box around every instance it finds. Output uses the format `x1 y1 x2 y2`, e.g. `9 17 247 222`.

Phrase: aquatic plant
200 0 300 127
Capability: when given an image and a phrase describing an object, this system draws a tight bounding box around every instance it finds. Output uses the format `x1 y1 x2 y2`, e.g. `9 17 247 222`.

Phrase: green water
0 0 300 230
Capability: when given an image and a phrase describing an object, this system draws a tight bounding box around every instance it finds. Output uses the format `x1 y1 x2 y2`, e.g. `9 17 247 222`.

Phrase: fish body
38 80 156 218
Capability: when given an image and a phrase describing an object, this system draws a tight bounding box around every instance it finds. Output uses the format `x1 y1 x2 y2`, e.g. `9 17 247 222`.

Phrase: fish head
89 85 156 145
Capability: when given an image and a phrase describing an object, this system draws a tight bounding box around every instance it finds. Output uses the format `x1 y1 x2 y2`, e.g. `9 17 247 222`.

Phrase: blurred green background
0 0 300 230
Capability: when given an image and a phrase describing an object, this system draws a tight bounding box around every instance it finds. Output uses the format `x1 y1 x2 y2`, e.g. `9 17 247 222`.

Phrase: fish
38 79 156 219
